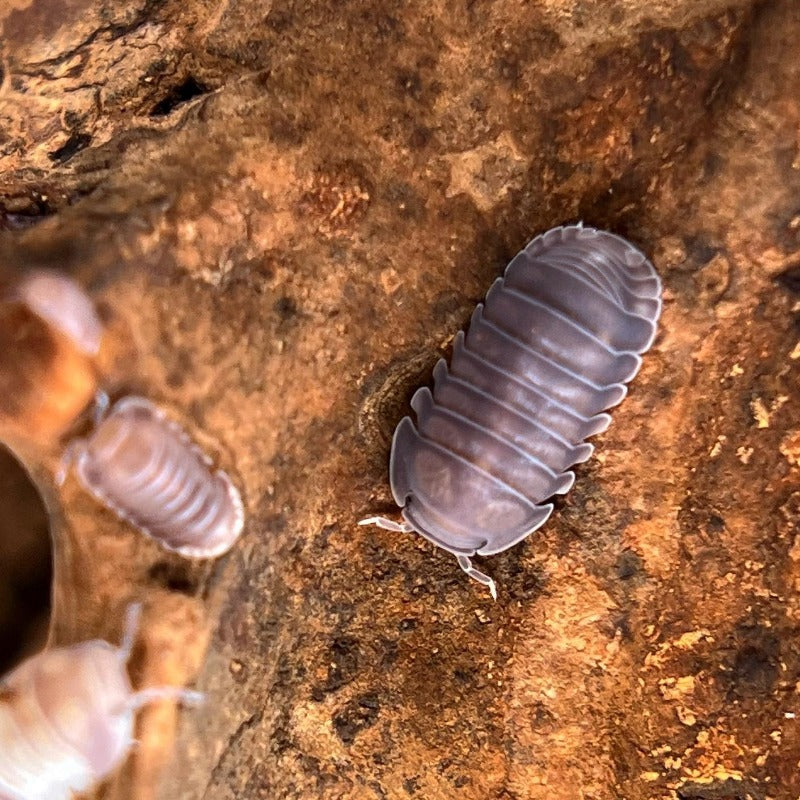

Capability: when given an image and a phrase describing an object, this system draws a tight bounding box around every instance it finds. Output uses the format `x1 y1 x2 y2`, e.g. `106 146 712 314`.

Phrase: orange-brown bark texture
1 0 799 798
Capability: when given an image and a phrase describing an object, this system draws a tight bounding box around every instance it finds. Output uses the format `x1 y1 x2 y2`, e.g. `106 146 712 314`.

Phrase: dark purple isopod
361 224 662 598
63 396 244 558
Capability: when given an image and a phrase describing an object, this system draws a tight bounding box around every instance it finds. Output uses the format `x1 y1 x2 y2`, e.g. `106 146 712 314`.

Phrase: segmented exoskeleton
362 224 662 598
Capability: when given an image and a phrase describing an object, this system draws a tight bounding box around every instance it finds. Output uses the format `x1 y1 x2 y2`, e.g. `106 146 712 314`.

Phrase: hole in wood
149 76 210 117
0 443 52 675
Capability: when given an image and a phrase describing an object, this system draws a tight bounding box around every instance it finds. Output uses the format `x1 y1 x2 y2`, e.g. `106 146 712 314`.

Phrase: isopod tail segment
358 516 498 601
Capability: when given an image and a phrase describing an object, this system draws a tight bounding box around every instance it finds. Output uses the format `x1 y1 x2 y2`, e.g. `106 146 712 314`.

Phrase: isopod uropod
63 396 244 559
0 604 202 800
361 224 662 598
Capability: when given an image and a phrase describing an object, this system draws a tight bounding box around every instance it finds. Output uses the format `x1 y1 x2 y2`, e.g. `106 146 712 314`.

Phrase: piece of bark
2 1 800 799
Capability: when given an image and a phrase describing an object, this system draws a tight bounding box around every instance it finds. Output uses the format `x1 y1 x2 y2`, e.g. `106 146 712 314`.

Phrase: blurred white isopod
0 269 104 446
0 604 202 800
12 269 104 356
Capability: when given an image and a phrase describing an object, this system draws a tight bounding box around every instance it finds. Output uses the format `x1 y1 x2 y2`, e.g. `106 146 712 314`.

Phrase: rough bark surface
1 1 800 799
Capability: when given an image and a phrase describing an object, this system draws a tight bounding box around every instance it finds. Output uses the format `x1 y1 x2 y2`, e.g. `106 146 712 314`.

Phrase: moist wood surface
1 1 800 799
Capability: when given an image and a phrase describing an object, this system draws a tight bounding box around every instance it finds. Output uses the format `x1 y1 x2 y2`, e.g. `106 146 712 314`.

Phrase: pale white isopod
62 396 245 558
12 269 104 356
0 604 202 800
0 269 104 445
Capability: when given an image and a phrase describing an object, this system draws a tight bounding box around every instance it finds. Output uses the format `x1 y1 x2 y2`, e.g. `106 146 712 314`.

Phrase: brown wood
1 0 799 798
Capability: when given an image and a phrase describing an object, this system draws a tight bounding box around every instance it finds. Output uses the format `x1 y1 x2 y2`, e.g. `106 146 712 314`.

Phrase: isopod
12 269 104 356
62 396 244 558
0 604 202 800
0 271 103 446
361 224 662 598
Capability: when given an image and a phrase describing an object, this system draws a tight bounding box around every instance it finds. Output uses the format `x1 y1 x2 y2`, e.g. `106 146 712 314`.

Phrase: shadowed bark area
1 0 800 798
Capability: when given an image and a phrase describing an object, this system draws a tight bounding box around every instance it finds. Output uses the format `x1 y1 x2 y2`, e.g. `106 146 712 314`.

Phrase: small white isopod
0 604 202 800
0 269 104 446
61 395 245 559
12 269 104 356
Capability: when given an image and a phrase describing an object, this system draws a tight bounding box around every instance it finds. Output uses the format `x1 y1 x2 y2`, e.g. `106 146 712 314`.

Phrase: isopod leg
358 516 414 533
128 687 205 711
119 602 143 663
92 389 110 426
55 438 87 486
456 555 498 602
